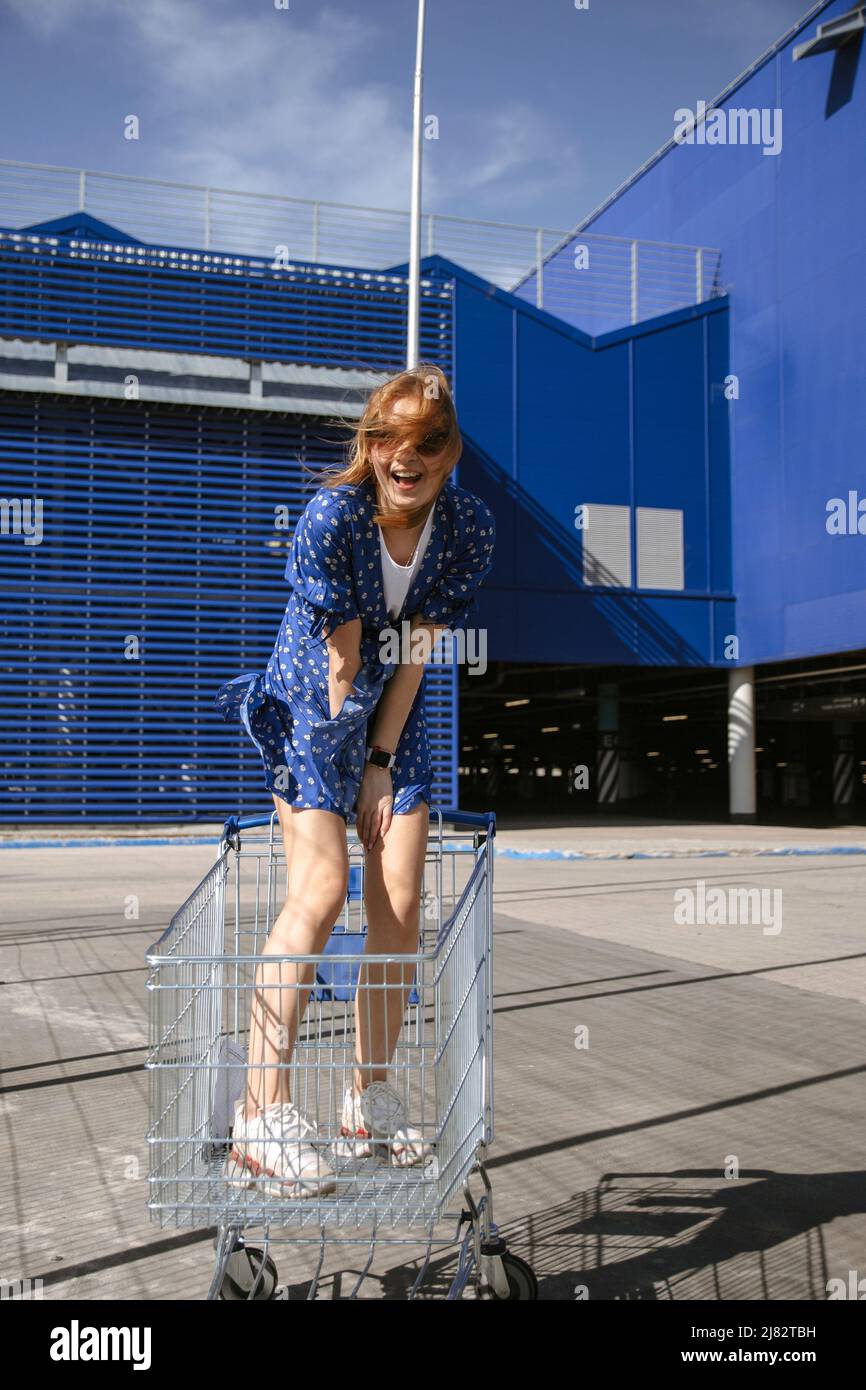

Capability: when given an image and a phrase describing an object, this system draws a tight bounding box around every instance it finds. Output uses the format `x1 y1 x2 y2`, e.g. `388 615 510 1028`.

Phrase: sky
0 0 822 234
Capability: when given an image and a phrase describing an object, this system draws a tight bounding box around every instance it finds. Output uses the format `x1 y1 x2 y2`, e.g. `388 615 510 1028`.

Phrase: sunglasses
369 426 450 458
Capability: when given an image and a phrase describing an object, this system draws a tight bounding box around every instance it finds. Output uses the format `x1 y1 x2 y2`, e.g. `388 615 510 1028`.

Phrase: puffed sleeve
419 492 496 632
285 490 360 640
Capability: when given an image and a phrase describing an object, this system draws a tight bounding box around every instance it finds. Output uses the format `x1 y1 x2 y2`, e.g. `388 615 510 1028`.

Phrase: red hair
323 362 462 528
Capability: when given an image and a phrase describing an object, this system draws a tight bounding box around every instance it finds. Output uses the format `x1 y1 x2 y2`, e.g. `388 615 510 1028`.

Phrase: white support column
832 720 855 820
597 682 619 809
728 666 756 821
54 342 68 385
249 360 262 400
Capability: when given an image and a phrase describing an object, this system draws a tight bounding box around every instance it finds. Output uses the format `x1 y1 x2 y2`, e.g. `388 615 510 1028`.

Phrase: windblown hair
322 362 462 529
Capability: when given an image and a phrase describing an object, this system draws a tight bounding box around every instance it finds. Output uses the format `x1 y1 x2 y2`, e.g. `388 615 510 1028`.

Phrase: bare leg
354 802 428 1091
243 798 348 1119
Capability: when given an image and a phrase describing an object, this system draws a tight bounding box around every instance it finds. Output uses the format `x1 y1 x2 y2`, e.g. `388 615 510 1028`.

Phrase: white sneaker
337 1081 432 1168
226 1101 336 1198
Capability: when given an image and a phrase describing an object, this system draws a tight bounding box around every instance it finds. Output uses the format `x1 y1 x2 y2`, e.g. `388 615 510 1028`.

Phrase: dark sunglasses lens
370 424 448 456
418 432 447 456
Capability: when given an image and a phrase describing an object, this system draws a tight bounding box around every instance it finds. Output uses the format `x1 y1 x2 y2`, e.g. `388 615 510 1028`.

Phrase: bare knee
270 864 348 945
299 869 349 932
271 807 349 941
366 890 421 944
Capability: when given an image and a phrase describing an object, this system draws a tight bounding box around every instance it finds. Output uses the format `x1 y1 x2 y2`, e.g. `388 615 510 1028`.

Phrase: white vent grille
636 507 684 590
581 504 631 587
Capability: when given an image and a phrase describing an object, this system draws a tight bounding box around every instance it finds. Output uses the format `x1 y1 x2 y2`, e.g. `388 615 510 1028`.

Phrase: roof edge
421 252 729 351
18 210 142 243
549 0 834 257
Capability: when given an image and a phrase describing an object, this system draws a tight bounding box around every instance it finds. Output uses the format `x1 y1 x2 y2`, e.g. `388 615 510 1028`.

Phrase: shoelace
260 1102 318 1142
363 1081 407 1131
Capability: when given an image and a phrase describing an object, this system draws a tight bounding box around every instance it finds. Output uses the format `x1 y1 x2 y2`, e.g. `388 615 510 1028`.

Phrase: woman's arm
356 614 445 850
325 617 362 718
354 493 495 849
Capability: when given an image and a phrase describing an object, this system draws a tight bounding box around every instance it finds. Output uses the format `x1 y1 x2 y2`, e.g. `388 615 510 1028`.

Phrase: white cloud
5 0 416 207
3 0 584 252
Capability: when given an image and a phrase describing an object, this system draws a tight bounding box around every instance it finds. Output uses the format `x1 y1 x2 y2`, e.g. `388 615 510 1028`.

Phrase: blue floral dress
215 477 496 820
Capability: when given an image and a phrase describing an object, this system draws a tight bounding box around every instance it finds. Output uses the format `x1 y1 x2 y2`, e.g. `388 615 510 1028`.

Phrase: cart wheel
487 1252 538 1300
218 1247 279 1301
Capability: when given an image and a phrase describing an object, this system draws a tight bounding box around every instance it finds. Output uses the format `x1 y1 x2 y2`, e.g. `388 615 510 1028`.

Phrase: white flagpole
407 0 426 369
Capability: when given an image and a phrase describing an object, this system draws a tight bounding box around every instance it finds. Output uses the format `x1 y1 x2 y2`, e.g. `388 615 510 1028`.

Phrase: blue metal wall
539 0 865 667
446 258 733 666
1 224 734 822
0 226 459 822
0 395 458 822
0 223 454 368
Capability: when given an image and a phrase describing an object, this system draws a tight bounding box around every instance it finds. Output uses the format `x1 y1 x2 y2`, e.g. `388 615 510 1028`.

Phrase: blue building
541 0 866 672
1 0 864 823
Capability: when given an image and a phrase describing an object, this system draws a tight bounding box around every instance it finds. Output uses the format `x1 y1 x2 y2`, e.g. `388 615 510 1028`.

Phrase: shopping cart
145 806 537 1300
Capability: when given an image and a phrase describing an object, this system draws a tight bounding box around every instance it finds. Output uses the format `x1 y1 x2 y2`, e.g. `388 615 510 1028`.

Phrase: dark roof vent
793 4 865 60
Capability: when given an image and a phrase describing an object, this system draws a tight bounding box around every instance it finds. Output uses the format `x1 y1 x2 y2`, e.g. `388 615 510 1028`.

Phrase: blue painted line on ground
2 839 866 860
0 837 222 849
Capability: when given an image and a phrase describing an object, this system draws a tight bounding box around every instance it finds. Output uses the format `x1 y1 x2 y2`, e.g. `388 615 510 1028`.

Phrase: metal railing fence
0 159 722 334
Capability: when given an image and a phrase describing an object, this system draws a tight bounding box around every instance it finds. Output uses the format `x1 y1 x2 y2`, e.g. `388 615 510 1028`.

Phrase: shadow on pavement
327 1168 864 1300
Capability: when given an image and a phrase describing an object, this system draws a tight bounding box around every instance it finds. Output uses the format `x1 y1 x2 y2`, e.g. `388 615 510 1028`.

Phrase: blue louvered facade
0 224 458 822
0 223 453 368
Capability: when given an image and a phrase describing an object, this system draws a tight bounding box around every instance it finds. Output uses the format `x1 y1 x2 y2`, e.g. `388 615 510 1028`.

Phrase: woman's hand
355 763 393 851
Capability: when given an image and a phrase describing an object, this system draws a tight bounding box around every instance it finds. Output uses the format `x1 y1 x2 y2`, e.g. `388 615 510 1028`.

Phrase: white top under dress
380 505 435 620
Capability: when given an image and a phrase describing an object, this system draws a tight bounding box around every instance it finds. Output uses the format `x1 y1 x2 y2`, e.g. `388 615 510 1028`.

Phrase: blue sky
0 0 818 232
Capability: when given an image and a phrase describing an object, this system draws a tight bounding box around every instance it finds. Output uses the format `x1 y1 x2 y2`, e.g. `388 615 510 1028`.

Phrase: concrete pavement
1 822 864 1299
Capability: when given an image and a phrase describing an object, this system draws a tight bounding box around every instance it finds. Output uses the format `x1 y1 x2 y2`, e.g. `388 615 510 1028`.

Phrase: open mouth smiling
391 468 423 491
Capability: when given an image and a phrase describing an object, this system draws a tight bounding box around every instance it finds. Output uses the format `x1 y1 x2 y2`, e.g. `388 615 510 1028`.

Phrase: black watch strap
365 744 395 769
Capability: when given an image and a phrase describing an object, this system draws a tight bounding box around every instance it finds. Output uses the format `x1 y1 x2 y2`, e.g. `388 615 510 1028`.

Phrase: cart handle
439 808 496 833
222 806 495 839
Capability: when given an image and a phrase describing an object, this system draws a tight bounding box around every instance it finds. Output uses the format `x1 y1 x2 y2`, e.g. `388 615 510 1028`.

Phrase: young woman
215 363 495 1197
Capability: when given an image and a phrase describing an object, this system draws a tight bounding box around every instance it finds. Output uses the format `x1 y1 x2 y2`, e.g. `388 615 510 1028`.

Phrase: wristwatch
365 744 396 770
